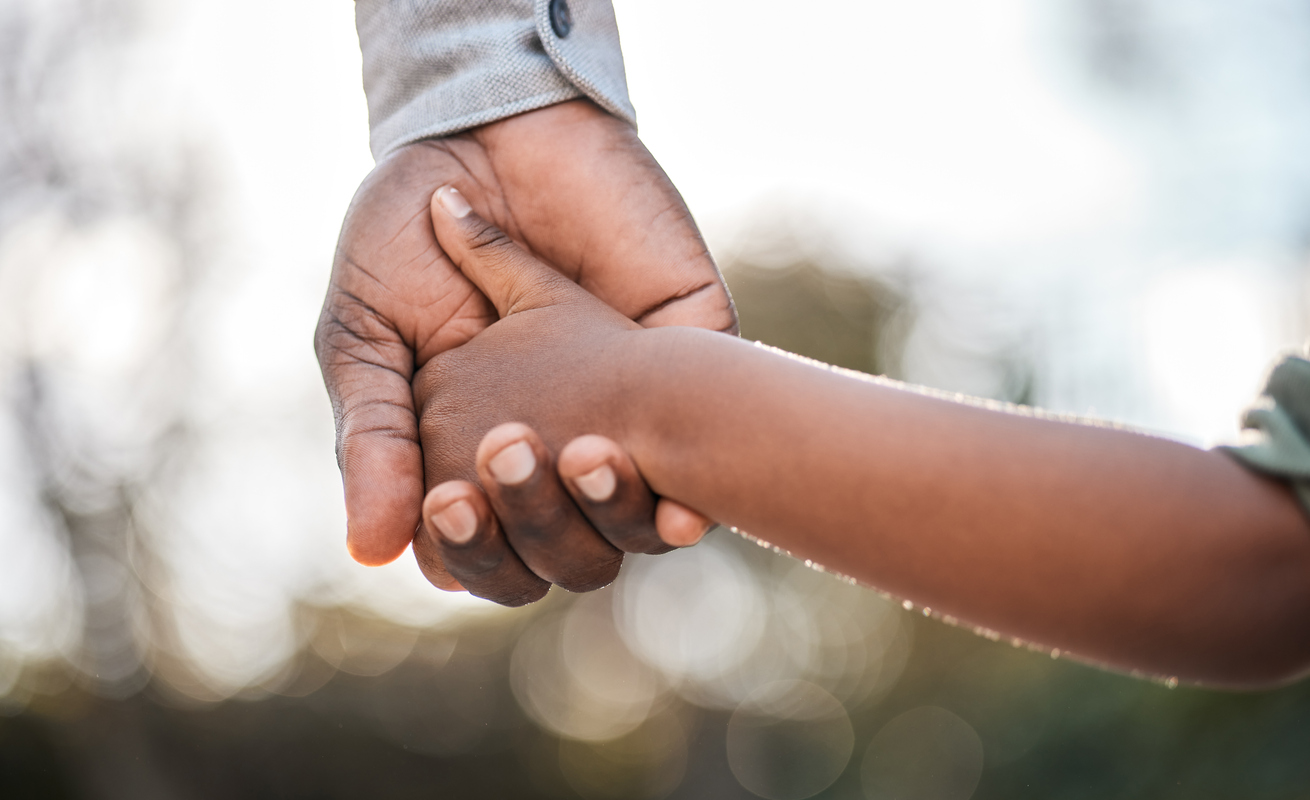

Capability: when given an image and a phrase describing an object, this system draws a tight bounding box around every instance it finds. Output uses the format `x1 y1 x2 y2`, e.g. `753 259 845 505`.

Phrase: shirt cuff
1218 351 1310 515
356 0 636 161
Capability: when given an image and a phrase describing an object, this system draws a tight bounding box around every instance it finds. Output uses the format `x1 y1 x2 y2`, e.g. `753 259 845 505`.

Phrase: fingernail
436 186 472 219
489 440 536 485
432 500 477 544
574 464 616 502
685 520 713 547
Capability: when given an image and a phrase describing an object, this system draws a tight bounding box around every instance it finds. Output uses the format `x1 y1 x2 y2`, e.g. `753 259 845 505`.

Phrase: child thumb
430 185 577 318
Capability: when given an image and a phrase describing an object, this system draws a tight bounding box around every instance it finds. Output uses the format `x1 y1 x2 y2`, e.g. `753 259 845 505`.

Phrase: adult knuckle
335 409 417 471
339 397 413 434
316 302 408 374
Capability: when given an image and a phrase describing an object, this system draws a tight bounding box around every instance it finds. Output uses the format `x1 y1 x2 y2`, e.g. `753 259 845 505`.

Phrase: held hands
315 100 736 589
413 188 713 605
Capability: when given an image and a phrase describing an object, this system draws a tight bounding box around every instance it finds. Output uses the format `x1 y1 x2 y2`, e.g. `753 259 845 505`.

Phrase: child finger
417 479 551 607
558 434 674 555
477 423 625 592
430 185 578 318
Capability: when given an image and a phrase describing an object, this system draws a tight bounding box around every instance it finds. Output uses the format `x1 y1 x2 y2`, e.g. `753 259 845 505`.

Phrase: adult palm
315 99 736 587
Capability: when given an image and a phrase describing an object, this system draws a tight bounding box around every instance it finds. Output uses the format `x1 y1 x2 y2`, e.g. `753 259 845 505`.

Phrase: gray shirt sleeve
1218 350 1310 514
356 0 636 161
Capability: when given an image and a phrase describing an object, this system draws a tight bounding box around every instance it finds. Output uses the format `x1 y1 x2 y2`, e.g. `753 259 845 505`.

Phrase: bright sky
614 0 1140 246
159 0 1305 441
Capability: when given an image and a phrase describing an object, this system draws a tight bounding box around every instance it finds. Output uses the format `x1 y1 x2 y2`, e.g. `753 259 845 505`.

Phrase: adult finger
418 480 550 606
477 423 624 592
559 434 713 553
315 149 493 577
315 298 433 573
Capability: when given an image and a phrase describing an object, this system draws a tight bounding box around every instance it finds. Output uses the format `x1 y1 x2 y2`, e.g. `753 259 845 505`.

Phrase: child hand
411 187 711 605
316 101 736 574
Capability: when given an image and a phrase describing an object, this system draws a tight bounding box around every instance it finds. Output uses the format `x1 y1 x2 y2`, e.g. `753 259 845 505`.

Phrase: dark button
549 0 573 38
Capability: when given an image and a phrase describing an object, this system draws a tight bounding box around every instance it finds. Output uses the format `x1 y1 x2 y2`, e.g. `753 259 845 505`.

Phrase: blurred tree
0 0 210 702
725 258 907 378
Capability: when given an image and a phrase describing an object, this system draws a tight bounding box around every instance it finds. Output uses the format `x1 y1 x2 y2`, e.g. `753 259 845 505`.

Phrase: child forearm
422 185 1310 686
625 327 1310 687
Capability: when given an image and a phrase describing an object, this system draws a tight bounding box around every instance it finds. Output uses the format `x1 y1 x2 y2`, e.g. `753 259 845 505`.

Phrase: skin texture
314 100 734 592
421 192 1310 688
418 422 694 607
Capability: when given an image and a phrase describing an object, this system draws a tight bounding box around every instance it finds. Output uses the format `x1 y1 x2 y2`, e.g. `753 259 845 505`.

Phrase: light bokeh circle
861 706 984 800
726 680 854 800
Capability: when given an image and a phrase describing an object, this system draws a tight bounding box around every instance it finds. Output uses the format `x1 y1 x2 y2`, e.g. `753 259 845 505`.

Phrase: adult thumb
431 186 578 318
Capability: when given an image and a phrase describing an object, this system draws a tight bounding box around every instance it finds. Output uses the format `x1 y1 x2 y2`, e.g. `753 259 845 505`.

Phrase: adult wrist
355 0 637 161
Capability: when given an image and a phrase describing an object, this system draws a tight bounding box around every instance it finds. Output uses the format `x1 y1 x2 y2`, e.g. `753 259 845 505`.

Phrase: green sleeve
1217 352 1310 513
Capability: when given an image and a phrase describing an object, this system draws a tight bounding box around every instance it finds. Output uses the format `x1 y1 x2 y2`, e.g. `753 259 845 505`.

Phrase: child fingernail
436 186 472 219
489 441 536 485
574 464 616 502
432 500 477 544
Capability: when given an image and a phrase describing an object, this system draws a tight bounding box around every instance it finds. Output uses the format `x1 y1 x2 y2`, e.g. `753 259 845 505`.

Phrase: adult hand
414 186 715 605
315 99 736 587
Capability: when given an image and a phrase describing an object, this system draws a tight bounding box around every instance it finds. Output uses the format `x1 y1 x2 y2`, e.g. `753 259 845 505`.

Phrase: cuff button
549 0 574 38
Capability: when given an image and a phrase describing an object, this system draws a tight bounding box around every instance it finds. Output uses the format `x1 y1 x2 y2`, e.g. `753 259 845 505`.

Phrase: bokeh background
2 0 1310 797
